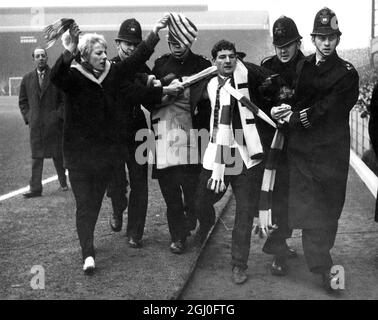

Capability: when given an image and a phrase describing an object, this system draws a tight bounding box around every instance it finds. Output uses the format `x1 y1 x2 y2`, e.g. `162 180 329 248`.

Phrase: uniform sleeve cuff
299 109 311 128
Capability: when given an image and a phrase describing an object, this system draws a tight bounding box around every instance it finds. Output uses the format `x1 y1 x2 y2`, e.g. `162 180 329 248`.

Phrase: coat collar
168 50 195 66
71 60 111 85
305 51 339 75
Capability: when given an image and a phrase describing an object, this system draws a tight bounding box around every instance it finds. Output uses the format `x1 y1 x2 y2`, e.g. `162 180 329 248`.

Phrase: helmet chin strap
119 46 130 60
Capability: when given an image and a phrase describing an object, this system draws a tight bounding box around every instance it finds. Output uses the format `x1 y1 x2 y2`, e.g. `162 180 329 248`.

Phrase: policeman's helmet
272 16 302 48
311 7 342 36
115 18 142 44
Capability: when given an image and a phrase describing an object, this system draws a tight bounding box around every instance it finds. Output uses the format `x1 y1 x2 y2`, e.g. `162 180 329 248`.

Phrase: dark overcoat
287 52 359 229
260 51 305 226
50 32 162 171
19 66 64 158
110 55 152 143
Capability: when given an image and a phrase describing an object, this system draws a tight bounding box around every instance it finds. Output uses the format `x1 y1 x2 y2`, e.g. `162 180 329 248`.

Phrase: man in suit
19 46 67 198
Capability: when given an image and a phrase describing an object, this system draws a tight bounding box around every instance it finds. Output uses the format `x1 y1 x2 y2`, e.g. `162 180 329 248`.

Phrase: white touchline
350 149 378 198
0 175 60 202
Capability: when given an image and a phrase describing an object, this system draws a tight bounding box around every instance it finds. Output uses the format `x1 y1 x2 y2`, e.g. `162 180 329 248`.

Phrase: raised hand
270 104 292 120
162 79 184 97
62 22 80 53
153 13 170 33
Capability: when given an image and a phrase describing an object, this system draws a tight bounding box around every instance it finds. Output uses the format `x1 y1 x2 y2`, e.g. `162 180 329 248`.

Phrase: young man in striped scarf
191 40 271 284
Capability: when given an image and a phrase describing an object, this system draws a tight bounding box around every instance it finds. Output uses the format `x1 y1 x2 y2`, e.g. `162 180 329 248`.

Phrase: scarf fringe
255 128 285 238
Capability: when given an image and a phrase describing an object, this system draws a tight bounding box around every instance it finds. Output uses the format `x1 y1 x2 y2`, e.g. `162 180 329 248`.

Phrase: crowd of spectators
355 65 378 118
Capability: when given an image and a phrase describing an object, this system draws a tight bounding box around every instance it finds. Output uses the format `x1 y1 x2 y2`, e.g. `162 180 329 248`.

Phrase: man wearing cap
107 18 162 249
150 13 212 254
275 8 359 292
259 16 305 276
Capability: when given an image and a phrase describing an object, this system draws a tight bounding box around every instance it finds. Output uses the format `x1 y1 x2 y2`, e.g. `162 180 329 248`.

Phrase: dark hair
32 46 47 58
211 40 236 59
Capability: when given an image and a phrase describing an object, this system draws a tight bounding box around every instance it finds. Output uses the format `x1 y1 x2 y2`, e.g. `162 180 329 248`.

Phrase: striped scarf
253 129 284 238
205 61 264 193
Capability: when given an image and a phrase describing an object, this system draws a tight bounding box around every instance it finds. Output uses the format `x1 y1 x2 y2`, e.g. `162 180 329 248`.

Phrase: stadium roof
0 5 269 32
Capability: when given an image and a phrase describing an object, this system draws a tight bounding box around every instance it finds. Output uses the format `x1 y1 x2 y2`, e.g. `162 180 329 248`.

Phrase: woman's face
89 42 107 71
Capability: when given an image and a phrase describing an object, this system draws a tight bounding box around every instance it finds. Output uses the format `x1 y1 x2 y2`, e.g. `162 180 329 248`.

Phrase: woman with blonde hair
51 19 183 274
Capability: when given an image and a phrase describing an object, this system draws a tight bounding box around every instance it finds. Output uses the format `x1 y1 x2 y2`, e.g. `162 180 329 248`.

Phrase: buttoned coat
287 52 359 229
19 66 64 158
50 32 162 171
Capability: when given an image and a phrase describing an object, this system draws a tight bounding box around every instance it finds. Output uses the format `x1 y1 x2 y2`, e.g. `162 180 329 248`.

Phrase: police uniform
151 49 212 247
287 8 359 286
259 16 305 267
107 19 155 246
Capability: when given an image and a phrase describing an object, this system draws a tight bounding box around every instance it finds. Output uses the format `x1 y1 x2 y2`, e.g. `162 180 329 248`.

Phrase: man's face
89 42 107 71
275 41 300 63
117 40 139 61
33 48 48 71
312 34 339 59
168 42 190 60
213 49 237 77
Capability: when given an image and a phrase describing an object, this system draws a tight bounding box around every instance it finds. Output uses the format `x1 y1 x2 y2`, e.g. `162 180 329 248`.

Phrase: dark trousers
107 139 148 241
158 166 200 242
263 153 292 256
30 157 67 193
69 167 112 260
302 224 338 274
195 162 264 270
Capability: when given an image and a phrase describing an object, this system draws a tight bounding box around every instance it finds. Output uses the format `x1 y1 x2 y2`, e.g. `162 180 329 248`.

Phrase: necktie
316 60 324 67
229 78 244 145
212 77 229 142
39 72 44 88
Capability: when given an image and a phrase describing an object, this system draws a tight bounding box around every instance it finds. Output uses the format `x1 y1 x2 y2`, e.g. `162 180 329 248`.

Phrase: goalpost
8 77 23 96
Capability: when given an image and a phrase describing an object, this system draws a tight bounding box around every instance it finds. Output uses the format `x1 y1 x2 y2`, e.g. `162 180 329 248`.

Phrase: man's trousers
195 162 264 270
30 157 67 193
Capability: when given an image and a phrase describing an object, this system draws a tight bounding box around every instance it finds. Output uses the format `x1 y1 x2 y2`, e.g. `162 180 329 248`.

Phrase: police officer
107 18 155 248
275 7 359 292
151 14 212 254
259 16 304 276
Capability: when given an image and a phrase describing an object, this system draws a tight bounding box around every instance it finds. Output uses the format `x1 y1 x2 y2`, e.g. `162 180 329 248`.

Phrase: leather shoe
128 237 142 248
232 266 248 284
270 256 288 276
109 213 123 232
322 271 342 293
170 240 185 254
23 191 42 198
60 185 69 191
83 256 95 275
